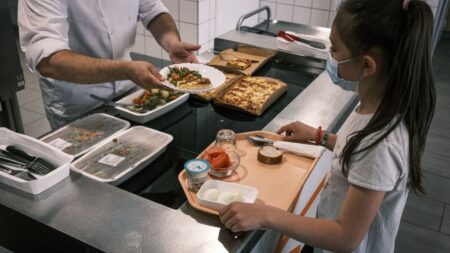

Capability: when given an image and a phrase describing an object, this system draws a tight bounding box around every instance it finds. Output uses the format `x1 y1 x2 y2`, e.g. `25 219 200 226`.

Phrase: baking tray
178 131 318 215
0 128 73 194
191 66 244 102
72 126 173 185
115 89 189 124
40 113 130 158
208 48 274 76
213 76 288 116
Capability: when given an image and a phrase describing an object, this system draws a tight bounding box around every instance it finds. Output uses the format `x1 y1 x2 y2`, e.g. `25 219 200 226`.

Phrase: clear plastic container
40 113 130 157
71 126 173 185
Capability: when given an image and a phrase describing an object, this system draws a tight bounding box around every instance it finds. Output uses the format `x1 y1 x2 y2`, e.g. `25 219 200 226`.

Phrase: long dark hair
335 0 436 193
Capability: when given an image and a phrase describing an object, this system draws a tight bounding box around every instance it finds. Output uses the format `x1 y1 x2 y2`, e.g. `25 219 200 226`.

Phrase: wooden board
178 131 318 215
208 48 273 76
191 66 244 102
213 76 288 116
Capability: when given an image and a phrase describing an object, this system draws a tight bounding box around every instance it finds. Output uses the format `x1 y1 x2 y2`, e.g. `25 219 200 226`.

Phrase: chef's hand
219 201 270 232
168 41 201 63
277 121 317 143
123 61 170 90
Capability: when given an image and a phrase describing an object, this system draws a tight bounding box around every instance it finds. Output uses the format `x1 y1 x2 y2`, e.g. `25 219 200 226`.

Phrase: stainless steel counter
0 37 357 253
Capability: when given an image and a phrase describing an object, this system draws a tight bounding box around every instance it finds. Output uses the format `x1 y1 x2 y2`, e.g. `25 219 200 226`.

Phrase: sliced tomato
205 147 226 158
210 152 230 169
199 152 211 161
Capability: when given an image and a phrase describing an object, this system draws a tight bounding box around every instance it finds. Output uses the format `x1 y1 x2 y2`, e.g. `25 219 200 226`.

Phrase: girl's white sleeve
347 139 404 192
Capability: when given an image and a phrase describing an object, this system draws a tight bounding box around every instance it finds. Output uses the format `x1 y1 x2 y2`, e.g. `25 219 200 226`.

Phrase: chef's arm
36 50 166 90
147 13 200 63
147 13 180 52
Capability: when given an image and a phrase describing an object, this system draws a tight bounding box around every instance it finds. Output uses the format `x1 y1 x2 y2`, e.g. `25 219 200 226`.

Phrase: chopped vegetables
168 66 212 90
200 147 232 170
127 89 183 113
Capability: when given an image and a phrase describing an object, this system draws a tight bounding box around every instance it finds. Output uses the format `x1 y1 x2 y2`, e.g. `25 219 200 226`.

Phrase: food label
98 154 125 167
186 160 209 172
48 138 72 150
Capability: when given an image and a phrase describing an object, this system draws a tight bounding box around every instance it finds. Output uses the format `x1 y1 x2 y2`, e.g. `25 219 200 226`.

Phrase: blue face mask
326 51 361 92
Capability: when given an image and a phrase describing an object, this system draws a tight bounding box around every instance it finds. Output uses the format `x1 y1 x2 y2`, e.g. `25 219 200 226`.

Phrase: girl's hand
277 121 317 143
219 201 270 232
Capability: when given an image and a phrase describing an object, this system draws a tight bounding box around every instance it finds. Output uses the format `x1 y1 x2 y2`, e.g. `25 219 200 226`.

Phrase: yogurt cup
184 159 210 192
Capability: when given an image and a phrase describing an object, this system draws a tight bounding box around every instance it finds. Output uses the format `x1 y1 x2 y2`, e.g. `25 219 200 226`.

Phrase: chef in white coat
19 0 200 129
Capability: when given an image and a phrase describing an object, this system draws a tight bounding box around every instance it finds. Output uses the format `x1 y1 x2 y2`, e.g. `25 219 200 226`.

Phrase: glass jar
215 129 236 152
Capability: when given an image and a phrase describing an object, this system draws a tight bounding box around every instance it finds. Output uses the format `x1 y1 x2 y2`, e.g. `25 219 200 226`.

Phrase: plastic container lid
71 126 173 185
40 113 130 157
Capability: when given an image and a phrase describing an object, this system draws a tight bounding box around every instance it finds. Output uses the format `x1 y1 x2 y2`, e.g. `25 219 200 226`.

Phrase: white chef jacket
18 0 168 121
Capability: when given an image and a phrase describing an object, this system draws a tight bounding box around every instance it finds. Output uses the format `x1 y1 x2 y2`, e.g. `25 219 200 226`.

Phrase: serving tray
72 126 173 185
178 131 318 215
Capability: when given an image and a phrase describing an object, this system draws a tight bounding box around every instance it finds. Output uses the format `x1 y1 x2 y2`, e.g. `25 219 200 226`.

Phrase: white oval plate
160 63 226 94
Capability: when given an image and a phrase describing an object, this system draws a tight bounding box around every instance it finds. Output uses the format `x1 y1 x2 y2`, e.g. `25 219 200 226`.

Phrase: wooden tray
178 131 318 215
191 66 244 102
208 48 274 76
213 76 288 116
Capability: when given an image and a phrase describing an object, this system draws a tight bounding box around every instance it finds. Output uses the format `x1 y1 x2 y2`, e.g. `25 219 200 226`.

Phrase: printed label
48 138 72 150
98 154 125 167
186 160 208 172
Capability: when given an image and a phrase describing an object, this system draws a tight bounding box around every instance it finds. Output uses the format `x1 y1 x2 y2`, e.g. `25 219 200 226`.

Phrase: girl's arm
219 185 385 253
277 122 337 151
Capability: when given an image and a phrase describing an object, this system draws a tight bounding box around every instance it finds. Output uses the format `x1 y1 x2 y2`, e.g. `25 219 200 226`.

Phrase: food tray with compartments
71 126 173 185
40 113 130 158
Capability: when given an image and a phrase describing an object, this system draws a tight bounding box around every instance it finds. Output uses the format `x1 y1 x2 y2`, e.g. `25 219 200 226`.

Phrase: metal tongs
277 31 326 50
90 94 139 107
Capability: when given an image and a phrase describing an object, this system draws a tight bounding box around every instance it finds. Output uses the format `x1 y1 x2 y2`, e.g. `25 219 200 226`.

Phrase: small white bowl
197 180 258 211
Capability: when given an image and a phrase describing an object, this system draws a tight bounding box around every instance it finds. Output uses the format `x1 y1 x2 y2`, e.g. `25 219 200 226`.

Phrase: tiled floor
394 38 450 253
16 38 450 252
17 52 51 138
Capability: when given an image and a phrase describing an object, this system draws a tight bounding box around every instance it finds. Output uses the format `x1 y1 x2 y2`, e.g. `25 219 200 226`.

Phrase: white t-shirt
315 108 410 253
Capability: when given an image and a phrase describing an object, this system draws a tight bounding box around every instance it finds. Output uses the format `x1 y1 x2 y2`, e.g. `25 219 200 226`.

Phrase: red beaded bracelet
315 126 322 145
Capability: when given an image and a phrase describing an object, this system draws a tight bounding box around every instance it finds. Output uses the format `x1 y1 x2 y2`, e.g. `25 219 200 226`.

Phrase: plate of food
115 88 189 124
160 63 225 93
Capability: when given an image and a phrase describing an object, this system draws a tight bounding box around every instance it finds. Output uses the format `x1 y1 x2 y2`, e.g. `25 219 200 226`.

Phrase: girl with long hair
219 0 436 252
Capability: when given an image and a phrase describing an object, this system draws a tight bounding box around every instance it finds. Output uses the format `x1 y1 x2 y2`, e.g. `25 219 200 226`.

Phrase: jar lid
184 159 210 174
